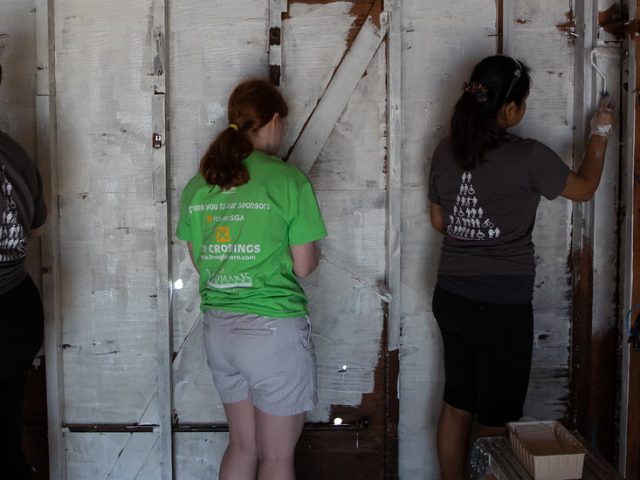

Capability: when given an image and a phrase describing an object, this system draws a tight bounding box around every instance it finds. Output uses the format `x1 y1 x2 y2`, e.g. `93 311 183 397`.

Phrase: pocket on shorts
231 327 274 336
298 316 314 351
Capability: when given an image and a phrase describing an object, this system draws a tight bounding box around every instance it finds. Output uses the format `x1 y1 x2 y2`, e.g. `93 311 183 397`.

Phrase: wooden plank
36 0 66 477
94 0 173 476
497 0 513 54
587 0 623 461
626 1 640 476
385 0 401 353
569 0 596 441
568 0 621 461
286 7 386 173
150 1 172 477
269 0 287 85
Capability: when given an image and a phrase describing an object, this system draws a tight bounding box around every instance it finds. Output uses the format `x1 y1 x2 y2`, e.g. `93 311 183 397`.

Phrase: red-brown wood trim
383 307 400 479
23 359 49 479
626 2 640 475
295 304 399 479
569 243 593 437
569 5 627 463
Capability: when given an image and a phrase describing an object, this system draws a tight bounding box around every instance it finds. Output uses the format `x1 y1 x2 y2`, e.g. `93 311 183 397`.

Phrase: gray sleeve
31 165 47 229
529 141 571 200
428 143 443 204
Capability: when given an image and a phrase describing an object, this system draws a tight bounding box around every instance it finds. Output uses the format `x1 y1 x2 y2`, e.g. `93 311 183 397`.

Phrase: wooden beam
150 0 173 477
37 0 66 477
385 0 401 352
269 0 287 85
496 0 513 54
625 1 640 476
102 1 173 478
569 0 597 441
286 1 386 173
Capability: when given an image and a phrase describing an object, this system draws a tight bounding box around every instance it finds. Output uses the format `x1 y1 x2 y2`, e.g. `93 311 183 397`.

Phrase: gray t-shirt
0 131 47 294
428 134 571 278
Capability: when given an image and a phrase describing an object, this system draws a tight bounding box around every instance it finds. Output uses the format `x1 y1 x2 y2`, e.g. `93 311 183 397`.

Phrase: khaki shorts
202 310 317 416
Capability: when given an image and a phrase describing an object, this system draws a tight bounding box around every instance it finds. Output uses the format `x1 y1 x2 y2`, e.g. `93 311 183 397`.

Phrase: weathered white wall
10 0 620 478
53 2 164 477
508 0 575 420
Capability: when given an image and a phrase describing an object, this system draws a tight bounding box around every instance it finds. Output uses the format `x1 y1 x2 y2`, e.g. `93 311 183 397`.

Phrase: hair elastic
229 123 239 131
463 81 489 103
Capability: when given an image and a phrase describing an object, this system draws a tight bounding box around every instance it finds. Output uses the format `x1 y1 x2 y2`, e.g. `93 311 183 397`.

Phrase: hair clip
504 59 523 101
463 81 489 103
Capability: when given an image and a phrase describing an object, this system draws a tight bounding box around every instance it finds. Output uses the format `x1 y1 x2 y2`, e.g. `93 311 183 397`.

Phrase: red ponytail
199 80 288 190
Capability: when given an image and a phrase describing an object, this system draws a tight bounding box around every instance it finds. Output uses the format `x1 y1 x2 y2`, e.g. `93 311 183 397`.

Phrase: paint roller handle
589 94 615 138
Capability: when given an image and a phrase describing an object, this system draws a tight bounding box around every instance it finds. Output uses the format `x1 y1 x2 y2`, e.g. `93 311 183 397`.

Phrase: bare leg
219 399 258 480
437 402 474 480
255 407 305 480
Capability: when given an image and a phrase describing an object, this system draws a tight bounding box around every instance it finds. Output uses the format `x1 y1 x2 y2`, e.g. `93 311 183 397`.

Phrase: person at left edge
0 62 48 480
176 79 327 480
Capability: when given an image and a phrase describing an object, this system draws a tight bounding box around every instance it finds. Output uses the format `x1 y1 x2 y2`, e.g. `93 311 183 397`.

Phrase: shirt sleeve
31 165 47 230
428 142 443 204
288 175 327 245
529 141 571 200
176 182 194 242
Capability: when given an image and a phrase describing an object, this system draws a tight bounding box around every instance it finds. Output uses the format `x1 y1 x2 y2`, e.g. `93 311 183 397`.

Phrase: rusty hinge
603 19 640 38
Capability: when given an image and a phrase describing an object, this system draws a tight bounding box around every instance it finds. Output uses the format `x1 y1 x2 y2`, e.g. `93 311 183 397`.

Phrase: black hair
451 55 531 170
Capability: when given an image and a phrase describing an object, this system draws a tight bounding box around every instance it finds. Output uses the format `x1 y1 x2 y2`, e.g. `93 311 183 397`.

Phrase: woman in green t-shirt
177 80 327 480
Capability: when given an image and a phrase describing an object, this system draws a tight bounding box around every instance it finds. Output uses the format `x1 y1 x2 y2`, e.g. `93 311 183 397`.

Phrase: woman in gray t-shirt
427 55 614 480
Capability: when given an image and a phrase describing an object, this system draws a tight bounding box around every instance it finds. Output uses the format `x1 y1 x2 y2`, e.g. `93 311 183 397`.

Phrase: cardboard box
507 421 586 480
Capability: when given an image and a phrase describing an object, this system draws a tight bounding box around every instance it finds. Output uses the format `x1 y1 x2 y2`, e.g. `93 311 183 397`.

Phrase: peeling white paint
281 2 354 154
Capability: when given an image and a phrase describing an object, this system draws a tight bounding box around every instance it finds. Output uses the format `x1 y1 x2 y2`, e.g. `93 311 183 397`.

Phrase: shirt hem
201 305 308 319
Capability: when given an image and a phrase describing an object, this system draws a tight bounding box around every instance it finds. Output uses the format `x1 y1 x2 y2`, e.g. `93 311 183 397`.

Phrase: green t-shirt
176 151 327 318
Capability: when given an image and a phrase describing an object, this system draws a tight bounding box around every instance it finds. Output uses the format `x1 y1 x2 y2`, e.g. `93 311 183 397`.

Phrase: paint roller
590 46 622 96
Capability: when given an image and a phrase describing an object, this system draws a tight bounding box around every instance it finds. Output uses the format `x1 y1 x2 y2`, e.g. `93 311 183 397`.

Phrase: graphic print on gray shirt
0 164 27 262
447 171 501 241
0 131 47 294
429 134 571 277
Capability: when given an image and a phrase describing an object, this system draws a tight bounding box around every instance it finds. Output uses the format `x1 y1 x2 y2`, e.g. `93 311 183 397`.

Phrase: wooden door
169 1 398 478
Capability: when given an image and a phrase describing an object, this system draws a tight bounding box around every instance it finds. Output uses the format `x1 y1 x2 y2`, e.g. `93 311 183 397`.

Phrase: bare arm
560 135 608 201
430 202 446 234
290 242 319 278
561 96 615 202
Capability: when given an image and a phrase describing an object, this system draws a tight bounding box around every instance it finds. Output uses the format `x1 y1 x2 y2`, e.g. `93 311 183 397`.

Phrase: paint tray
507 421 586 480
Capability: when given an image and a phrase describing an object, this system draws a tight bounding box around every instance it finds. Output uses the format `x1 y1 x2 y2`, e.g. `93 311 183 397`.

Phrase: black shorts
432 284 533 427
